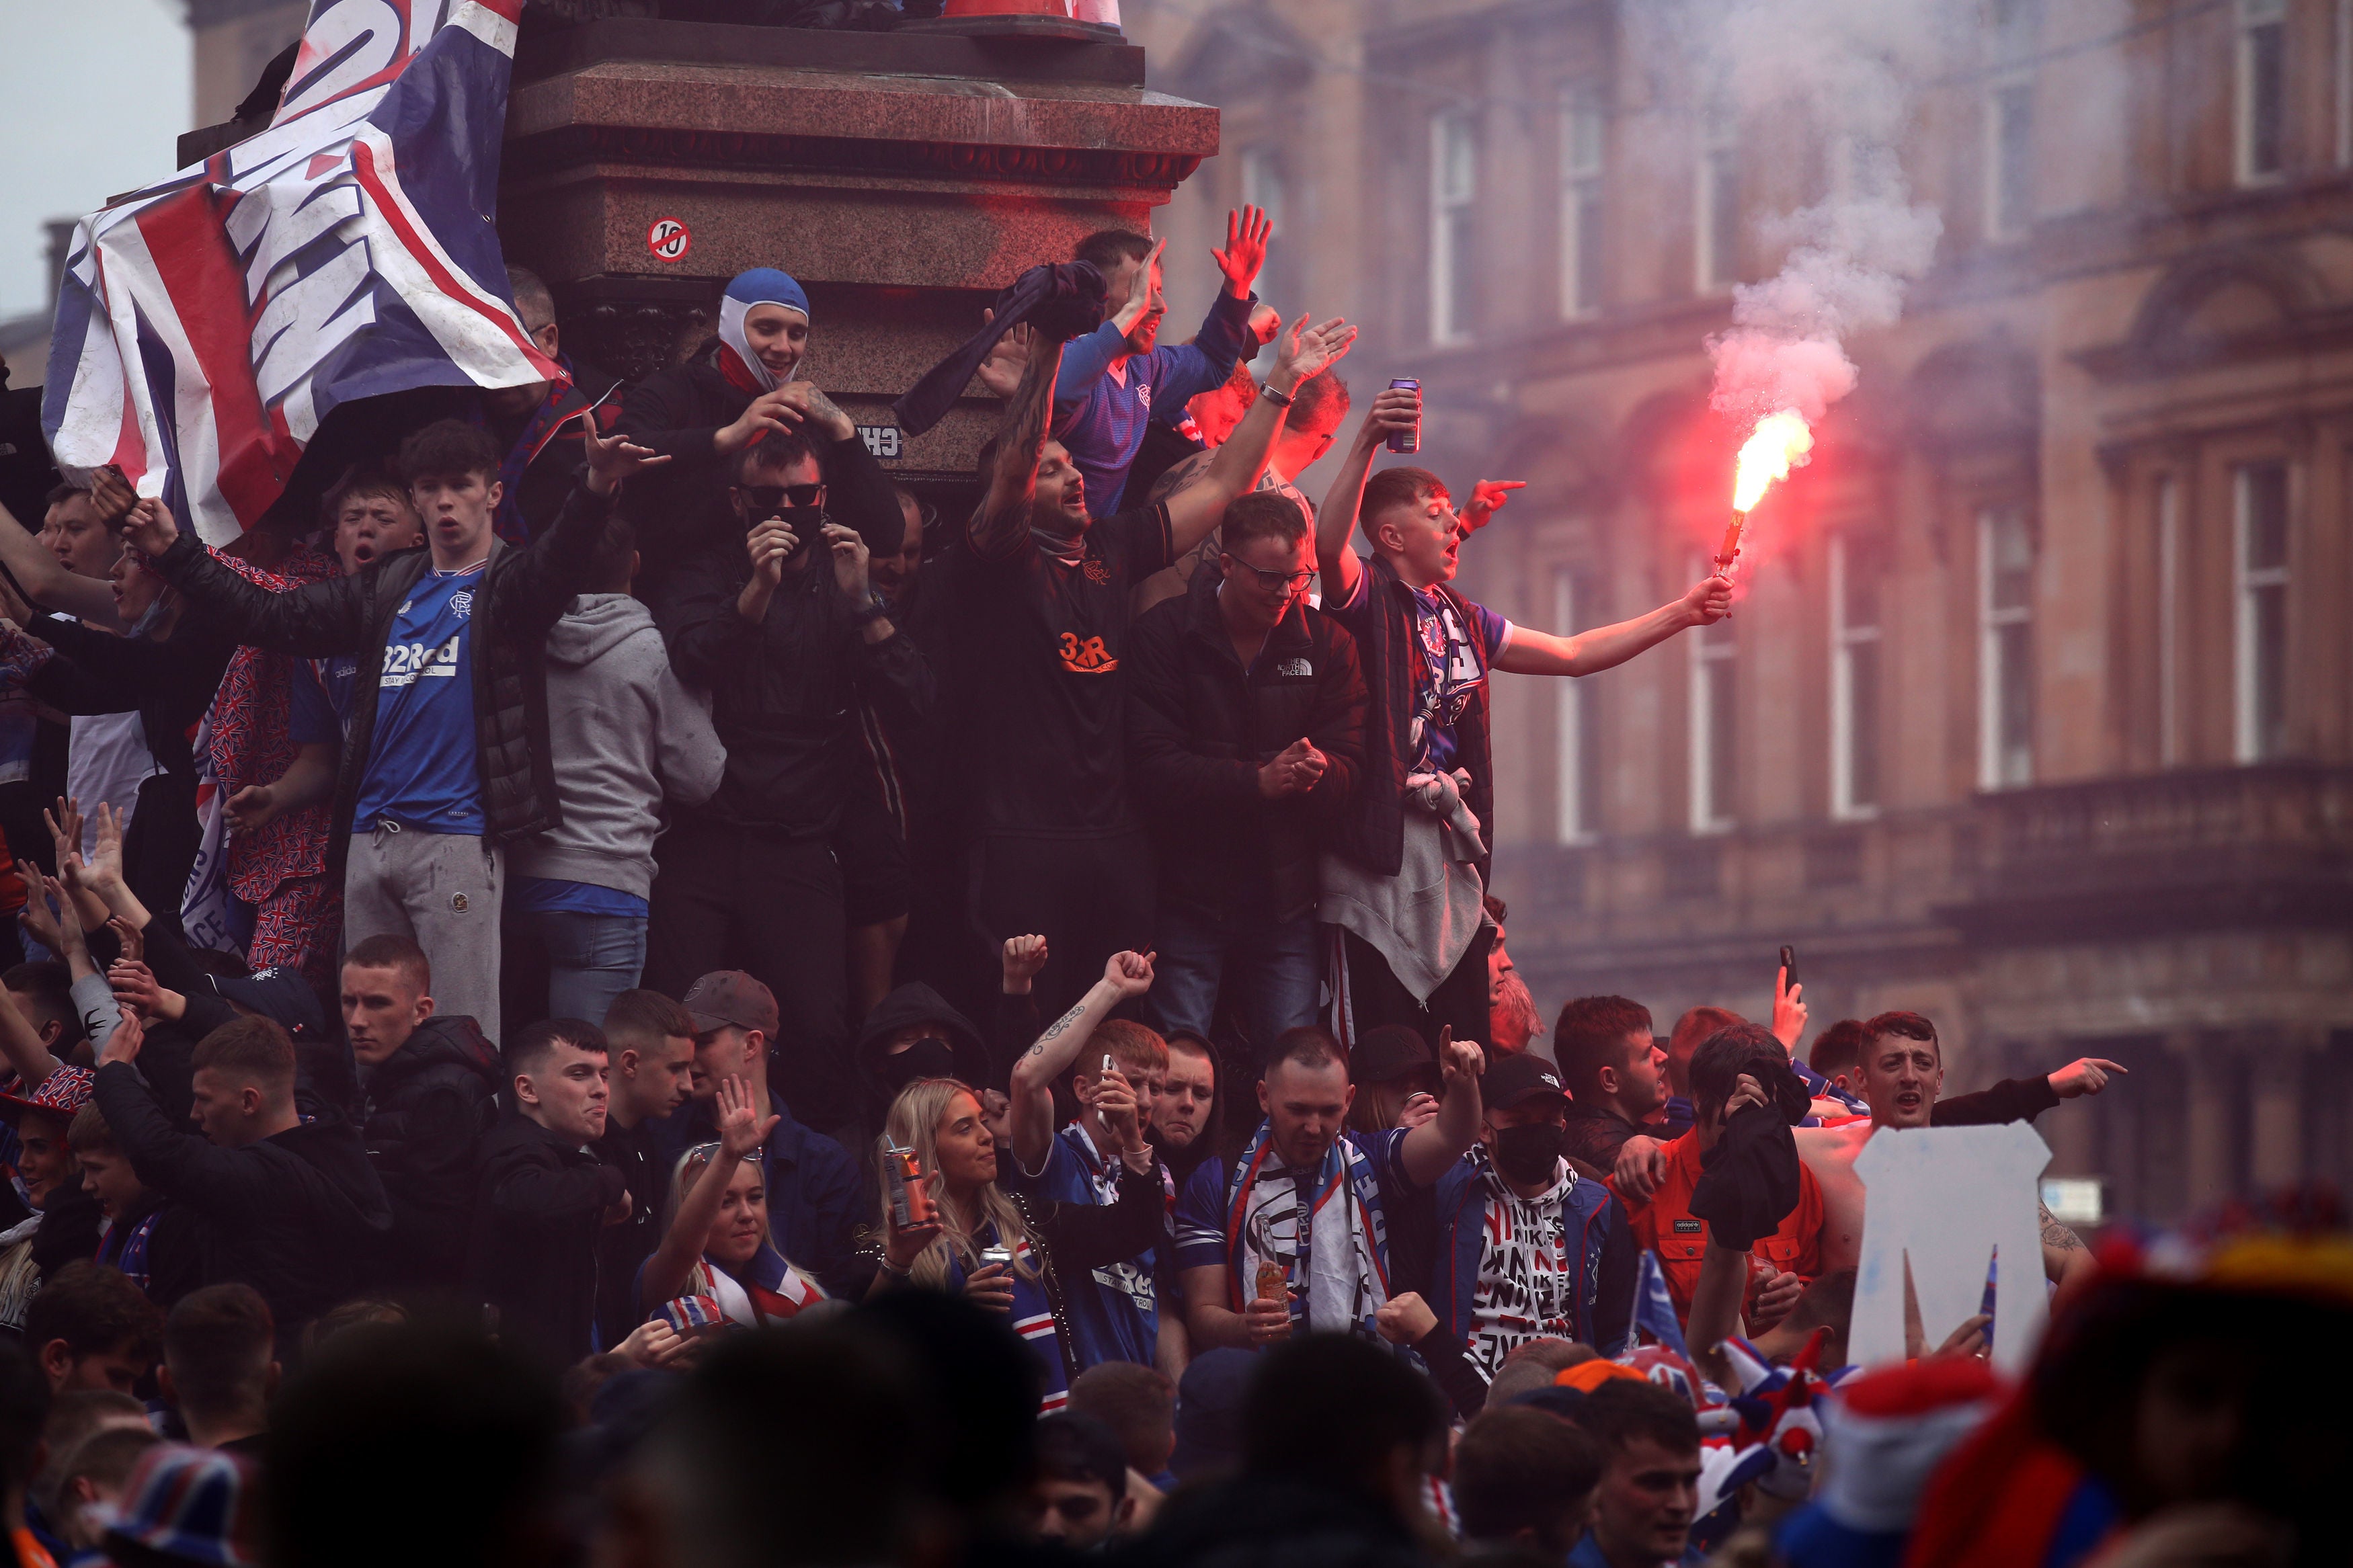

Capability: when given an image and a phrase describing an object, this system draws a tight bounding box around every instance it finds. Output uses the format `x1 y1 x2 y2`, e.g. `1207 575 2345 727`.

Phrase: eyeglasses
742 483 824 514
1227 559 1316 594
684 1140 764 1169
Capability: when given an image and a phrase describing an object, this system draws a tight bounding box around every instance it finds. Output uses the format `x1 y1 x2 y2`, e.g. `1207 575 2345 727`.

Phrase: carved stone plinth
499 19 1218 487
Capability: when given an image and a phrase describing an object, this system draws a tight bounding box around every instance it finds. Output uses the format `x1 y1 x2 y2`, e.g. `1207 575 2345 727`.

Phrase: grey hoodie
508 593 725 900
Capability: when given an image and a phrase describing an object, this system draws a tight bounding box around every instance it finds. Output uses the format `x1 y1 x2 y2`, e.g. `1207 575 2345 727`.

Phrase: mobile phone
1101 1053 1114 1076
1779 945 1798 987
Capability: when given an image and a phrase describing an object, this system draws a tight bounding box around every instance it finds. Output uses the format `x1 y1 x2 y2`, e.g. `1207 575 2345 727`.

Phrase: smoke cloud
1700 0 1946 427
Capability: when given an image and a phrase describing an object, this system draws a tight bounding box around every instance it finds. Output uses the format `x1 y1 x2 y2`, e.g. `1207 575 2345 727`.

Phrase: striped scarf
1222 1122 1394 1342
686 1242 826 1329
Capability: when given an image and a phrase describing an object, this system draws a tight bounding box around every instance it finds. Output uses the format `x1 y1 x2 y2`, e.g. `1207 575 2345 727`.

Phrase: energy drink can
980 1242 1015 1270
880 1135 936 1229
1386 378 1421 454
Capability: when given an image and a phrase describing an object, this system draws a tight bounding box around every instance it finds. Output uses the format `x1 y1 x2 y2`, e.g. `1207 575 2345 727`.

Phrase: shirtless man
1797 1012 2095 1301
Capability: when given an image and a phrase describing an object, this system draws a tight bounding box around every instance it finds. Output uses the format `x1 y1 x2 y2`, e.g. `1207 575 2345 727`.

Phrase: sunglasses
1227 559 1316 593
684 1140 764 1169
742 483 824 514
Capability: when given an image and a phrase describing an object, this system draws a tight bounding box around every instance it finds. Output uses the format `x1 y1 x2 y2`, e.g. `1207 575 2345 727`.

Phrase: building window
1554 568 1601 841
1560 86 1606 316
2157 474 2182 766
1987 78 2034 239
1690 562 1737 831
1696 97 1741 293
1431 111 1479 343
2238 0 2288 183
2234 460 2290 761
1977 505 2035 789
1831 535 1884 818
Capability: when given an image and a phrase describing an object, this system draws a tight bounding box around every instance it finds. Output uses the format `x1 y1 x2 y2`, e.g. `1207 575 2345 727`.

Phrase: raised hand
1270 313 1357 391
2048 1058 2128 1099
822 522 871 604
1772 964 1807 1052
715 385 805 457
771 382 855 442
1103 948 1156 1000
746 518 797 588
975 313 1037 398
121 497 180 559
582 413 672 496
108 916 144 966
1212 204 1273 298
44 796 85 885
1001 934 1049 993
1092 1067 1142 1152
1435 1025 1484 1089
100 1003 145 1067
715 1074 779 1160
88 465 138 530
1460 480 1526 534
1683 573 1734 626
1352 383 1421 453
1112 239 1169 333
85 801 128 895
16 873 68 957
110 958 183 1022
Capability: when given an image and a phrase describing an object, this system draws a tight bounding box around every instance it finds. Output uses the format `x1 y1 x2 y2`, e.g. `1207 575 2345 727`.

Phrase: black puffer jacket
149 481 616 884
1125 565 1368 921
360 1015 504 1289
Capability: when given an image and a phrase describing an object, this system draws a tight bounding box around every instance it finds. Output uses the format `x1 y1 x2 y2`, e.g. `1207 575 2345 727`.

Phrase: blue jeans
530 910 648 1026
1147 899 1320 1054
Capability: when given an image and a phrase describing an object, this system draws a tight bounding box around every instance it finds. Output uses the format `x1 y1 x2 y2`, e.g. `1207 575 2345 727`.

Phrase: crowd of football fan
0 211 2341 1568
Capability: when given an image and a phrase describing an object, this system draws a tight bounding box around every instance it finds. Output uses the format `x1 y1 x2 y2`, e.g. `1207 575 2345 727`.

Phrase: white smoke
1700 0 1948 427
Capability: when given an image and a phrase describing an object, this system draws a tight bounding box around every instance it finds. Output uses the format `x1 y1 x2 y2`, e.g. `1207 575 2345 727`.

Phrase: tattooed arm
1004 950 1156 1177
969 329 1064 563
2040 1201 2098 1310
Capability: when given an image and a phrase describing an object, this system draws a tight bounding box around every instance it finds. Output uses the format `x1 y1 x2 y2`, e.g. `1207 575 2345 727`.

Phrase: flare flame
1732 411 1815 513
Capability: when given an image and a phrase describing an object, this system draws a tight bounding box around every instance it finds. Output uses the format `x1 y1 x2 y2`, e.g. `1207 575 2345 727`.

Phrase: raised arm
641 1076 774 1307
1399 1030 1487 1187
1163 313 1357 561
1314 383 1419 606
125 501 370 657
1491 573 1730 677
0 499 116 625
1005 950 1154 1176
495 417 656 641
0 978 59 1088
971 331 1063 562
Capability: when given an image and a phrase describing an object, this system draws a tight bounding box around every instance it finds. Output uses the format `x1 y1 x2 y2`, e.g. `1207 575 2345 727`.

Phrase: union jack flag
42 0 553 544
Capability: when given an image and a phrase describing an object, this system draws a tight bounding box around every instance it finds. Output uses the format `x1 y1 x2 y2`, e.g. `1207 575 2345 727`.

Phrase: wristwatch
1259 382 1295 408
849 591 890 625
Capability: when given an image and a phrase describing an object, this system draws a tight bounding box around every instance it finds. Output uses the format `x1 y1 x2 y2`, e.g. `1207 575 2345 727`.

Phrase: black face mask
883 1035 956 1089
1492 1120 1568 1185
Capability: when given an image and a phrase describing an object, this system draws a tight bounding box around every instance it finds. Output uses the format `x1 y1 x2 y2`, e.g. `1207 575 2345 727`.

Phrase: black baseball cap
1351 1024 1433 1085
211 966 327 1040
1484 1052 1569 1111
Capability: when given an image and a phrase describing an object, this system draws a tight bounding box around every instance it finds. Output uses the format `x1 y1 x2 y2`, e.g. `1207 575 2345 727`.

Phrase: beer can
1386 378 1421 454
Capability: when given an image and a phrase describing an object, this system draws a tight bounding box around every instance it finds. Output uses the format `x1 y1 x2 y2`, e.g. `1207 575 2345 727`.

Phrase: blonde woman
638 1076 826 1328
869 1075 1161 1411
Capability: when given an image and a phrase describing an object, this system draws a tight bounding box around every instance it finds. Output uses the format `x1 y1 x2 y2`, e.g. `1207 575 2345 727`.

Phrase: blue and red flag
42 0 555 544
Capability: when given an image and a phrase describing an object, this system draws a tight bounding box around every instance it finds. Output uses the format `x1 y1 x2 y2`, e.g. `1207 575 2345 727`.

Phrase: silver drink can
1387 378 1421 454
